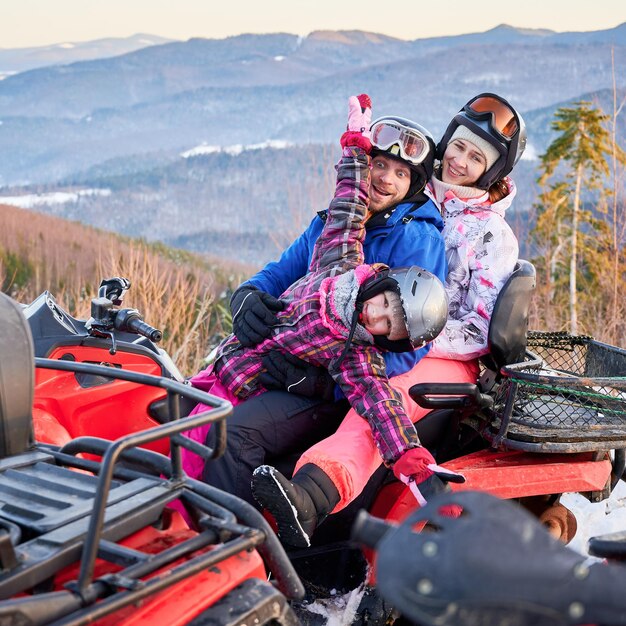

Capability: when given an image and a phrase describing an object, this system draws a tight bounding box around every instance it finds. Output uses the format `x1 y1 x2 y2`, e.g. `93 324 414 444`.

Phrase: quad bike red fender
34 345 170 455
370 450 611 527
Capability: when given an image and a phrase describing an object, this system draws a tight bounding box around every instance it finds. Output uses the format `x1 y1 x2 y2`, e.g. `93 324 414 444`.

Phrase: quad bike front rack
0 359 304 626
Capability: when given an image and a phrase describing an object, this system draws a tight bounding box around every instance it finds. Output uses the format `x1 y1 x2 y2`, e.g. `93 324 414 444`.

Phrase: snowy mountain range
0 23 624 264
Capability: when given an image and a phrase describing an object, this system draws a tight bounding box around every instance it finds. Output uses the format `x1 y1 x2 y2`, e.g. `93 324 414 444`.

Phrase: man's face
368 154 412 214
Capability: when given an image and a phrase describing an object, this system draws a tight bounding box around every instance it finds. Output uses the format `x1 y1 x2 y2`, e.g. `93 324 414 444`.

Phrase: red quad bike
0 286 305 626
5 262 626 625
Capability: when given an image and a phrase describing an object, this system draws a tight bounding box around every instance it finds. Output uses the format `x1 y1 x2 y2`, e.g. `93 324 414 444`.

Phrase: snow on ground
302 482 626 625
304 587 366 626
562 478 626 558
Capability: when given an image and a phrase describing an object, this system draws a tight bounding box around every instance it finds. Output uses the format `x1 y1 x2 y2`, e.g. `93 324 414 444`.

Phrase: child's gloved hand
259 350 335 402
340 94 372 153
393 446 465 513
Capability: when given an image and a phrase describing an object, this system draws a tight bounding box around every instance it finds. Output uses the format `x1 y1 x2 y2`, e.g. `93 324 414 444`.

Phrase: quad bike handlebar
113 307 163 342
86 278 163 352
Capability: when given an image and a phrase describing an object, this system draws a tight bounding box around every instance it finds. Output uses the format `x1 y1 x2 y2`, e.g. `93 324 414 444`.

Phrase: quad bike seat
408 259 537 460
482 259 536 374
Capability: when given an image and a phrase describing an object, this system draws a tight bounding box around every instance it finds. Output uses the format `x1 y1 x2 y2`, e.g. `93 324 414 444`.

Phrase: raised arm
309 94 372 273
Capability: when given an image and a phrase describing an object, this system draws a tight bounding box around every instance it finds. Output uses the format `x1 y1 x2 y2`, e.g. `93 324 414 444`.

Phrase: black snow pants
202 391 349 506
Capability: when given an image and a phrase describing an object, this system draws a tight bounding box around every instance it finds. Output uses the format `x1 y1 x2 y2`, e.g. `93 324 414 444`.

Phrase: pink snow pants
181 366 240 480
293 356 480 513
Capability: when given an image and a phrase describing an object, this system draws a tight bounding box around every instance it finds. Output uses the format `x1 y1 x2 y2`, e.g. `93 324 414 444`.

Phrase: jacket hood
402 186 432 208
319 264 380 342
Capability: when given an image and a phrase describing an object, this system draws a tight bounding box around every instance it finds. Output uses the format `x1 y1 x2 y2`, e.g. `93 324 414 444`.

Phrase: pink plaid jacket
203 147 421 464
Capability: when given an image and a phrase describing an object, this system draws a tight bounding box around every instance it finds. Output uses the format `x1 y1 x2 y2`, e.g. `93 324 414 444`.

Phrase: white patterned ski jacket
425 177 519 361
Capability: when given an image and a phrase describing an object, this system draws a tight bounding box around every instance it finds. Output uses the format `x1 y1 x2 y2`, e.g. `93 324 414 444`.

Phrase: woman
252 93 527 548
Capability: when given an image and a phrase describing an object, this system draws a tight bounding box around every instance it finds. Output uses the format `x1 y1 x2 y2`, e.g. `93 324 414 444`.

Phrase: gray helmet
388 266 448 349
359 266 448 353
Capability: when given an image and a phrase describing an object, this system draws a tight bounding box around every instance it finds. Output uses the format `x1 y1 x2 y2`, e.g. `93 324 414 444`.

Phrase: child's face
360 292 394 337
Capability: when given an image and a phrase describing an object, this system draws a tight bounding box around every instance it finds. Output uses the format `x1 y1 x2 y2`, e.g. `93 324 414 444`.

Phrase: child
182 95 448 484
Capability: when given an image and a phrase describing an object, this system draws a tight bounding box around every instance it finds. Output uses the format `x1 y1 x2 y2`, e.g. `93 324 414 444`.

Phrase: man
202 111 447 506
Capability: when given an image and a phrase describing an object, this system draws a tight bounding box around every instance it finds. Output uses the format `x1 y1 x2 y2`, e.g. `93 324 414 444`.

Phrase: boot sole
252 466 311 548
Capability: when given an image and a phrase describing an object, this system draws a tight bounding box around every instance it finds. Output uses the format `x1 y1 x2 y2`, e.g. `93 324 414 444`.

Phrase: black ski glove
259 350 336 402
230 285 285 348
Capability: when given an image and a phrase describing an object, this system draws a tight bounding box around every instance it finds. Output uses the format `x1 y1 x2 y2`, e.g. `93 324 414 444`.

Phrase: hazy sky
3 0 626 48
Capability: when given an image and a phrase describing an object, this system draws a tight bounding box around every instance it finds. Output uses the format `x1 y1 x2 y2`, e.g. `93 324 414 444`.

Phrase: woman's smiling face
441 138 487 187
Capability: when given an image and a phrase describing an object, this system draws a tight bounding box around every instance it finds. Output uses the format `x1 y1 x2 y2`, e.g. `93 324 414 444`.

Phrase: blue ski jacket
245 197 447 377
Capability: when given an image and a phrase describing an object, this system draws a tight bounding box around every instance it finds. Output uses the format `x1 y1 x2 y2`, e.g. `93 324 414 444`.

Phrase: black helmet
358 266 448 353
370 116 436 203
436 93 527 190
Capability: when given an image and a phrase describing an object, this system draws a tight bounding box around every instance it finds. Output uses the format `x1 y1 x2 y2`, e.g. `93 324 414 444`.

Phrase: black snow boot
251 463 340 548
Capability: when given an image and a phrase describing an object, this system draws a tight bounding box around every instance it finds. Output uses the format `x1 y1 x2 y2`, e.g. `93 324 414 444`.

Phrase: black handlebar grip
127 317 163 343
114 308 163 343
351 510 392 549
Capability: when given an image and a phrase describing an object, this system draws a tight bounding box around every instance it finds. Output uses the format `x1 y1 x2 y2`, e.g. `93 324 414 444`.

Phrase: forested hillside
0 203 253 374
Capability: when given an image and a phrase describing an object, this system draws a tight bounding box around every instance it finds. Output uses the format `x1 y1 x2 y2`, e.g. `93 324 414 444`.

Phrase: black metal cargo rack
490 332 626 453
0 359 304 626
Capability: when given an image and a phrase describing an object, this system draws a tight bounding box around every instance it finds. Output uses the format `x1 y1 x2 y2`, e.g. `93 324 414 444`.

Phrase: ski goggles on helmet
370 119 431 166
464 94 519 141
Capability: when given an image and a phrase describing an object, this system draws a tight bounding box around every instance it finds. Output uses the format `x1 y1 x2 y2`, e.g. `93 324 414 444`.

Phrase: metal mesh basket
491 331 626 452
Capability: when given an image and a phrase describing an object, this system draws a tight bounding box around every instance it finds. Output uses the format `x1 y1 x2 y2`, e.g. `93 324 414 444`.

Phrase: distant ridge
0 33 175 73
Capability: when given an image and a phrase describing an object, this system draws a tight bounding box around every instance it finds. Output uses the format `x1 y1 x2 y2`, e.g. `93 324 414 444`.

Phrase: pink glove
340 94 372 152
393 446 465 508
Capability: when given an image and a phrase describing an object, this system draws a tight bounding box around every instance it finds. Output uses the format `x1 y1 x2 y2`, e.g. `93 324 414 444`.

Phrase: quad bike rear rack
490 332 626 454
0 359 304 626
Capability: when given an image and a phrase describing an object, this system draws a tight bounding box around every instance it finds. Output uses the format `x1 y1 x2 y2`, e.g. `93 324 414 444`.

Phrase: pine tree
534 101 618 335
